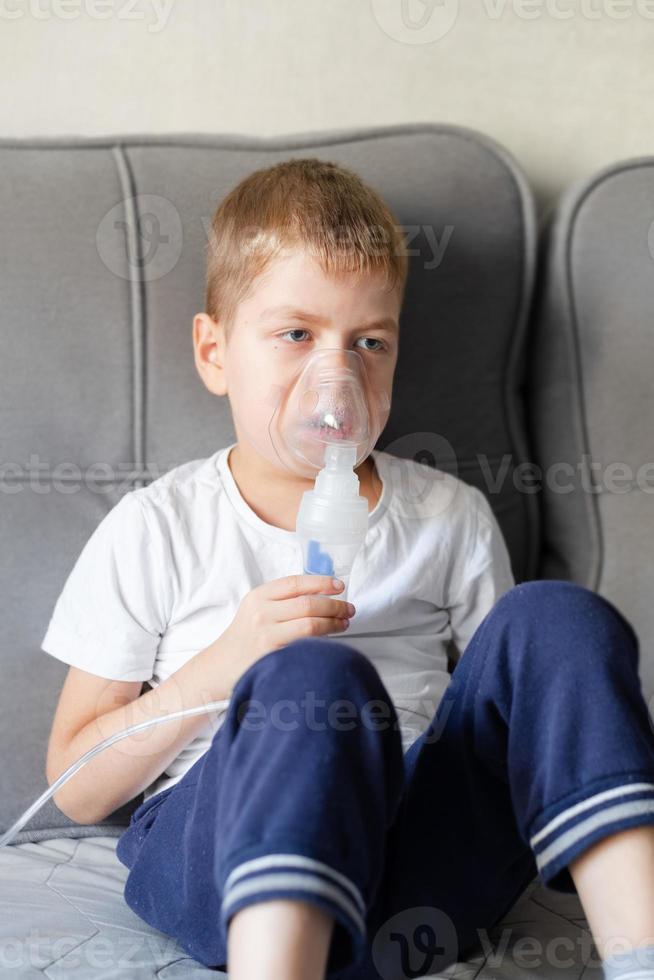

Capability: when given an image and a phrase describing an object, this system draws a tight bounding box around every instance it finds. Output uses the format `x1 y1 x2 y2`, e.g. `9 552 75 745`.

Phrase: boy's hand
218 575 355 687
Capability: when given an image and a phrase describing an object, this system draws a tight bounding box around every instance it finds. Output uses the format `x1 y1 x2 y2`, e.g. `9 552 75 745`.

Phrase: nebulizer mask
266 346 390 600
0 347 389 848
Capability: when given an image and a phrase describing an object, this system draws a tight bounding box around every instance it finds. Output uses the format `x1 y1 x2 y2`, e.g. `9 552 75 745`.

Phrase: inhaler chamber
267 347 389 601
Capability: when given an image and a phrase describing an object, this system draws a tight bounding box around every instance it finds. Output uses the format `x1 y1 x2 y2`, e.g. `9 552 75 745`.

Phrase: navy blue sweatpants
116 580 654 979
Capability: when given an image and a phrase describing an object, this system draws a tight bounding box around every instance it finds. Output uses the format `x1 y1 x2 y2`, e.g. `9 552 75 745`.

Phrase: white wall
1 0 653 214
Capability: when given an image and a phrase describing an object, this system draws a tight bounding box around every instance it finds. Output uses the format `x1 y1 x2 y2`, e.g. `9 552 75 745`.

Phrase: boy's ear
193 312 228 396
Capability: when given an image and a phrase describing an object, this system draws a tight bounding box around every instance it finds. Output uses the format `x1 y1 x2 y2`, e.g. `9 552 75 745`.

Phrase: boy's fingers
274 595 353 624
264 574 344 599
274 617 350 648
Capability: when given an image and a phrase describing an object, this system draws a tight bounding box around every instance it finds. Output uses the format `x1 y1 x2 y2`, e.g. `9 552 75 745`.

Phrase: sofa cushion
0 125 537 842
0 837 594 979
528 157 654 703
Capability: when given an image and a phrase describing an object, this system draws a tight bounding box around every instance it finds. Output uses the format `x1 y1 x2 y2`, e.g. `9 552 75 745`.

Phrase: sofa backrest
528 157 654 707
0 125 537 841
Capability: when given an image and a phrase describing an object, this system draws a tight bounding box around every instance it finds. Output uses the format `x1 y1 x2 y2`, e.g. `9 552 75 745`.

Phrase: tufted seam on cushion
42 839 102 973
42 836 82 890
112 144 145 475
43 930 101 977
155 956 195 977
530 890 590 932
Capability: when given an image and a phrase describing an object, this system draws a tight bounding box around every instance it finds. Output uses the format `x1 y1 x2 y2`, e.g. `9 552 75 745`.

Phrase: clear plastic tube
0 699 229 849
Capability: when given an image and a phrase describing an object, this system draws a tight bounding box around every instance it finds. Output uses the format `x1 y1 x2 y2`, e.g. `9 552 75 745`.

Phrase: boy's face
194 246 402 483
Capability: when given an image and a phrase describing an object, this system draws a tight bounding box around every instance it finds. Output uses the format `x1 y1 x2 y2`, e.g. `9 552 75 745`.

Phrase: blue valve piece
303 538 334 575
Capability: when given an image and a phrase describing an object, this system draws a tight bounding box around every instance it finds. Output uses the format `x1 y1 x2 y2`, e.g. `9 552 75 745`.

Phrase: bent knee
283 636 386 689
496 580 632 627
491 580 639 663
235 637 389 702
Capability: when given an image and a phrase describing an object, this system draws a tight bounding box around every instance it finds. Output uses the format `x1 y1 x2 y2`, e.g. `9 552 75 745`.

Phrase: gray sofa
1 124 650 977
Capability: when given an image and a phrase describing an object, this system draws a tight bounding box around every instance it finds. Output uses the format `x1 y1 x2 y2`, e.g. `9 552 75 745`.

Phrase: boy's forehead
261 246 390 289
248 251 400 322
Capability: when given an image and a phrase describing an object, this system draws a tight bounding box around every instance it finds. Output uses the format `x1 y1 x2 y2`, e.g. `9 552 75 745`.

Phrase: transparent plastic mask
266 347 391 479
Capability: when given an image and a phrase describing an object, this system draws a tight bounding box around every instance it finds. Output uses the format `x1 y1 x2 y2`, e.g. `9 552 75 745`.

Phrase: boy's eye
278 329 386 352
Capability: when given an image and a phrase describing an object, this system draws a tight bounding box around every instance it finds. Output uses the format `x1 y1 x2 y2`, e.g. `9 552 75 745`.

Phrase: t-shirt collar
215 441 389 541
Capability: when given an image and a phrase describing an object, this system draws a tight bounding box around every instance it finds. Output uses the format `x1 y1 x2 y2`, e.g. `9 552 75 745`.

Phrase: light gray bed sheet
0 836 599 979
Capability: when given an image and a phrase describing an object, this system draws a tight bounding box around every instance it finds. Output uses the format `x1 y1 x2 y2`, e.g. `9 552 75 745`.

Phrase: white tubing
0 700 230 848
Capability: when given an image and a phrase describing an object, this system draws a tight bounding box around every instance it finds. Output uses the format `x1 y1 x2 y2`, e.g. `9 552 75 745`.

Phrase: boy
43 158 654 980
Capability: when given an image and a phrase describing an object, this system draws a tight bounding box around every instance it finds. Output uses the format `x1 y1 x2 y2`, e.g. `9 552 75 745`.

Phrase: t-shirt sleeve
40 492 170 681
447 485 515 662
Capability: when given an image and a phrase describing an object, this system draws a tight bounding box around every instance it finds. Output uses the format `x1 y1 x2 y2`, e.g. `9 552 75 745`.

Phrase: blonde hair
204 157 409 337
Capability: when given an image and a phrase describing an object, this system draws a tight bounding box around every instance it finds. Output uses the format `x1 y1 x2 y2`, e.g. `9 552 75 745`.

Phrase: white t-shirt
41 442 515 801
